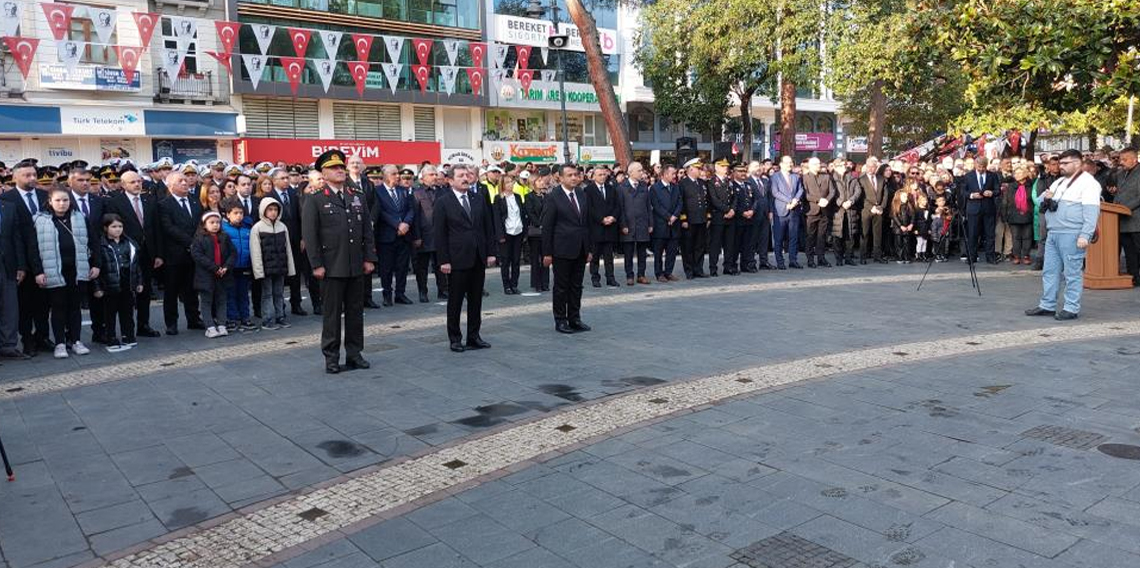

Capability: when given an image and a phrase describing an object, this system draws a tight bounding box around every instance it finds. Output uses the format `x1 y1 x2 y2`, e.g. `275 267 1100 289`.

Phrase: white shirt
504 194 523 236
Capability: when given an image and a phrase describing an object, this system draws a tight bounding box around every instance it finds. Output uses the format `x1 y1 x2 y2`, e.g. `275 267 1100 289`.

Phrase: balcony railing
154 69 228 105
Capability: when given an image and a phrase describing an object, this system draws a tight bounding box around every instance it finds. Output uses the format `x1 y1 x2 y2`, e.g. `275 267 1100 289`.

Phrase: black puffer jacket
94 236 142 294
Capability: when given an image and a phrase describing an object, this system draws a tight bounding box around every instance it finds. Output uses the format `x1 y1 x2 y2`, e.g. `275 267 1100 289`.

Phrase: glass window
816 116 834 134
797 114 815 133
408 0 432 23
69 17 116 65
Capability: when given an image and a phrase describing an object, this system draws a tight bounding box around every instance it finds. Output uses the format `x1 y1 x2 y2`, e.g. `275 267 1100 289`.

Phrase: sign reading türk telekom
234 138 441 165
493 15 619 55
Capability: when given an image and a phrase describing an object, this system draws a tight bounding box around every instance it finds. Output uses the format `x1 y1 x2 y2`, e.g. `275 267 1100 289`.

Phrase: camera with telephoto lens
1040 198 1059 213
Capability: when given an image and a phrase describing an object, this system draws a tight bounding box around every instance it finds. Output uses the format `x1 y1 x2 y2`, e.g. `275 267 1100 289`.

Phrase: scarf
211 233 222 269
1014 183 1029 214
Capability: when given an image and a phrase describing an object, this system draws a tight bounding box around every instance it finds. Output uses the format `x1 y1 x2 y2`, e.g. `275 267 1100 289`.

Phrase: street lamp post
527 0 573 164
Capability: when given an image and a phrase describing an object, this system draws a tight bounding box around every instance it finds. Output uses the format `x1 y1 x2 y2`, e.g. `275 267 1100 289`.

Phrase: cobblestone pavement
0 262 1138 568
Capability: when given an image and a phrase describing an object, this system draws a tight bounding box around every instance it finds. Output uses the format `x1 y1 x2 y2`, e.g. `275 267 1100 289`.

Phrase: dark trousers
966 212 997 261
652 236 678 277
806 213 829 259
833 233 857 261
499 234 523 291
754 217 772 267
137 264 153 330
163 262 200 329
528 237 549 290
622 241 649 278
251 278 263 318
16 277 49 347
894 233 915 261
708 223 737 273
0 274 18 350
88 284 105 340
772 214 800 267
413 251 447 296
446 265 486 343
861 212 884 260
735 222 756 270
48 283 84 345
378 238 411 299
589 241 616 282
553 254 586 323
102 288 136 341
320 276 365 365
681 223 708 276
1011 223 1034 259
1122 232 1140 284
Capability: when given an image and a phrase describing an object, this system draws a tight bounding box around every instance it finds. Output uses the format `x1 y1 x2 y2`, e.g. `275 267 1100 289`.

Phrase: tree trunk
738 86 756 161
565 0 633 168
1025 128 1037 159
779 78 797 159
867 79 886 159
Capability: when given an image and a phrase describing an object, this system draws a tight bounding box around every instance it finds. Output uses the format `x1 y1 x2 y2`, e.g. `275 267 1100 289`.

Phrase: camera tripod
918 210 981 296
0 427 13 481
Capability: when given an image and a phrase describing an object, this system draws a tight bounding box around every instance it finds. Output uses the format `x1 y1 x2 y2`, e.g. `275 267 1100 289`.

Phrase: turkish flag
132 12 159 49
516 45 532 70
114 46 143 84
412 38 433 65
2 37 38 79
206 50 233 73
280 56 306 95
41 3 74 41
465 67 483 95
288 28 311 58
468 42 486 69
412 64 431 92
215 21 241 55
347 61 369 96
351 34 373 62
517 69 534 93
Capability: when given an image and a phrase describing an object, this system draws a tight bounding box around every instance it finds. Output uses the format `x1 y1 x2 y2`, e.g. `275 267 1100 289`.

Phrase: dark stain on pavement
404 424 438 436
602 376 666 389
166 507 208 529
538 384 585 402
168 466 194 480
317 440 367 458
451 403 530 429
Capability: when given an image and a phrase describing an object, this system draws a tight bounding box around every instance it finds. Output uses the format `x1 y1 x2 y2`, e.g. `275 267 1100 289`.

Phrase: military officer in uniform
301 150 377 374
707 159 738 276
679 158 709 279
731 163 757 272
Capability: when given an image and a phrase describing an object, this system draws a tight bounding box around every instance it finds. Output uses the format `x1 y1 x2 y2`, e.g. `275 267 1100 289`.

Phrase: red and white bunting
351 34 374 62
465 67 483 95
313 58 336 92
280 56 306 95
169 16 197 39
438 65 458 95
442 39 459 66
493 44 509 69
89 8 117 45
319 31 343 59
517 69 534 93
287 28 311 58
412 38 433 65
381 62 401 94
347 61 369 96
381 35 403 63
114 45 143 84
468 42 486 69
131 12 159 49
242 54 267 89
206 50 232 73
156 43 188 76
540 47 549 66
252 24 276 55
215 21 241 55
2 36 38 79
0 2 23 37
41 3 74 41
412 63 430 92
516 45 532 70
56 39 84 74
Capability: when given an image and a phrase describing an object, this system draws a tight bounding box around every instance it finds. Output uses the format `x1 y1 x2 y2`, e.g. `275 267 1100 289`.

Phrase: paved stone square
1 262 1140 568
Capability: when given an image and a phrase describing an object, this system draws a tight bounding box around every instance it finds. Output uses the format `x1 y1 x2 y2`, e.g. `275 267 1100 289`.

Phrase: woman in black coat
1001 165 1036 265
523 170 551 292
493 175 529 295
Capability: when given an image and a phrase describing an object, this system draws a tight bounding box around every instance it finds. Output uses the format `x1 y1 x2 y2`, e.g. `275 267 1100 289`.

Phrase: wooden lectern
1084 202 1133 290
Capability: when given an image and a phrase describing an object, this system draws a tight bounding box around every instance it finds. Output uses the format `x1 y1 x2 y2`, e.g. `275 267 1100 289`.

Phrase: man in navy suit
372 165 416 305
434 164 496 353
770 156 804 269
543 164 593 334
0 160 50 354
66 164 110 342
0 197 28 359
650 165 682 282
960 157 1003 264
744 161 774 270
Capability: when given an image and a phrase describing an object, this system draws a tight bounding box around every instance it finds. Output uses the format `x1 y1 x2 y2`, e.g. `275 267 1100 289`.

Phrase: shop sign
234 138 441 165
39 64 141 91
153 139 219 163
442 148 479 165
45 145 79 160
59 106 146 136
496 79 617 111
493 15 619 55
845 136 868 153
578 145 616 164
773 133 835 152
484 141 577 164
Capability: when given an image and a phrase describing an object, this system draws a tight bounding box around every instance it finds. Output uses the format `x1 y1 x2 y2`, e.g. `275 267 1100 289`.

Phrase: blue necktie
25 191 36 214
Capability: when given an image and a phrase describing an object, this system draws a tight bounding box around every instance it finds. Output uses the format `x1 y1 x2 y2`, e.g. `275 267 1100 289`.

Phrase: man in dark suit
156 170 205 335
679 159 709 278
802 157 837 268
618 162 653 285
144 158 172 198
302 150 377 374
960 157 1003 264
434 164 497 352
859 158 889 264
66 164 111 342
543 164 593 334
107 171 162 337
770 156 804 269
269 167 315 315
707 159 739 276
650 164 682 282
0 160 50 354
585 165 622 288
745 161 774 270
371 165 416 306
0 196 28 359
412 166 448 302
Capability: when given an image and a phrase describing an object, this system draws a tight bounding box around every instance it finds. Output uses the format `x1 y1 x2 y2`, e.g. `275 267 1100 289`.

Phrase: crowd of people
0 144 1135 365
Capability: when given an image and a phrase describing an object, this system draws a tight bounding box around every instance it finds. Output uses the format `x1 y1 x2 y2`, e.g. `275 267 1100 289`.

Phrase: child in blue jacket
220 198 255 331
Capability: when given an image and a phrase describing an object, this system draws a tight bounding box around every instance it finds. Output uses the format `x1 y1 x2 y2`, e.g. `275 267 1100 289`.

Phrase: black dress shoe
859 259 868 265
382 298 394 307
555 322 575 334
606 279 621 287
345 358 371 370
292 306 309 316
466 338 491 349
0 348 30 360
777 265 787 270
592 280 602 288
818 259 832 268
1025 307 1056 316
789 263 804 269
1054 310 1079 321
395 295 414 305
450 342 466 352
138 327 162 338
875 259 888 264
569 320 591 332
22 346 36 358
37 338 56 352
313 305 323 316
438 291 449 300
365 299 381 309
482 290 490 297
187 320 206 330
166 327 179 336
419 292 430 303
846 259 858 266
807 259 817 268
540 285 549 292
709 271 719 277
325 363 343 374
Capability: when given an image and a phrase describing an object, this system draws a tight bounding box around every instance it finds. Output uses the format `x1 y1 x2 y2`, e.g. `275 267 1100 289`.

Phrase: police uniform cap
364 165 384 176
255 161 273 173
288 164 305 175
399 167 415 177
99 165 119 180
179 163 198 174
69 160 90 172
155 158 174 170
732 162 746 171
315 149 347 171
225 165 242 176
15 158 38 170
683 158 702 169
714 158 730 167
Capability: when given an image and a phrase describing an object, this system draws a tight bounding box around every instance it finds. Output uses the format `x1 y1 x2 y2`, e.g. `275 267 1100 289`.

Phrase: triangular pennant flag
242 54 267 89
206 50 232 73
56 39 84 74
541 69 555 83
2 37 37 79
313 58 336 93
156 45 187 76
41 3 74 41
319 30 343 59
517 69 534 93
381 62 401 94
89 8 117 45
468 42 486 69
540 47 549 66
438 65 458 95
493 69 506 84
493 44 509 68
280 56 306 95
132 12 159 49
287 28 311 58
252 24 276 55
347 61 369 96
215 21 241 55
381 35 403 62
351 33 373 61
0 2 23 37
412 64 430 92
442 39 459 66
516 45 532 70
464 67 483 95
169 16 196 39
412 38 433 65
114 45 142 84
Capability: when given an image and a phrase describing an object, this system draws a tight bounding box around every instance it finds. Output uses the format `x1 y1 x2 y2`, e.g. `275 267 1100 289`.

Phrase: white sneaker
72 341 90 355
54 344 69 359
205 326 219 338
216 325 229 337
